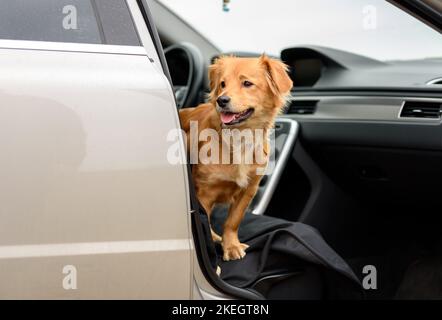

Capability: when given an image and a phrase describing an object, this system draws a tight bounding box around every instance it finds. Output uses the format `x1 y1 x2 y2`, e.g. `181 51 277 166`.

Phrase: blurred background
157 0 442 61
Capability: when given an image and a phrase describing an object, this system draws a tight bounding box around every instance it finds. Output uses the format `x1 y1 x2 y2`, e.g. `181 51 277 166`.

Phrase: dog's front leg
198 196 223 243
222 177 260 261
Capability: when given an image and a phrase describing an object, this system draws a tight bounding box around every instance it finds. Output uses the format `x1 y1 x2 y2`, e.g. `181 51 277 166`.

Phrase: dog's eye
220 81 226 88
243 80 254 88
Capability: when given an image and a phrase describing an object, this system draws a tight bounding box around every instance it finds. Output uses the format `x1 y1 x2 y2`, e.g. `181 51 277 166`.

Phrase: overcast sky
159 0 442 61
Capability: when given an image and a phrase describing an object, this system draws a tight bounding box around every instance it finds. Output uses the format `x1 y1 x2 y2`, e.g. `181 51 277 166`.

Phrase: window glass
0 0 140 46
95 0 140 46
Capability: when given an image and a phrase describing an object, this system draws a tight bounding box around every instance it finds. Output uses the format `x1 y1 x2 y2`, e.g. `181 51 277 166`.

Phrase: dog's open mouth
220 108 254 125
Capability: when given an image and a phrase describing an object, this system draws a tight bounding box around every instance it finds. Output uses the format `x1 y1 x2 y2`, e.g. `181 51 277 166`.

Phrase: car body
0 0 200 299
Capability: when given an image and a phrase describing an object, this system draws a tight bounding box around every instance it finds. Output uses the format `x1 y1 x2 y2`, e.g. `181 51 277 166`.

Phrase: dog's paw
222 242 249 261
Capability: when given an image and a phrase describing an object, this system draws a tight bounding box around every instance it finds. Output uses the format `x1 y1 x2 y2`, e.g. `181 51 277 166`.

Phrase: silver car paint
0 34 196 301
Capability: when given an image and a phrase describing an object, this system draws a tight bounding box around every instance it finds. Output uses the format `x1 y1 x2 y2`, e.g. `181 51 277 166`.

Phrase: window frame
0 0 144 55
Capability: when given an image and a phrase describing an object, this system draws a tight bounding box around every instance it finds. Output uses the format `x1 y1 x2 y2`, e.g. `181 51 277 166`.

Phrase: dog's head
208 55 293 128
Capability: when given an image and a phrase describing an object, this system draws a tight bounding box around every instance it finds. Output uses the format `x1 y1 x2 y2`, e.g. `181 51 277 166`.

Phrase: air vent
427 78 442 85
400 101 442 119
287 100 318 115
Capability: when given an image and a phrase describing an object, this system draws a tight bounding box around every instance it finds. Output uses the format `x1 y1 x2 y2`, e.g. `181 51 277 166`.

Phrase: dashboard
281 46 442 90
279 46 442 151
214 46 442 209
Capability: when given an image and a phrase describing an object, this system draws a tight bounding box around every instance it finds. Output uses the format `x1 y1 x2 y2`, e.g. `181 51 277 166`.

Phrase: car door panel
0 38 191 298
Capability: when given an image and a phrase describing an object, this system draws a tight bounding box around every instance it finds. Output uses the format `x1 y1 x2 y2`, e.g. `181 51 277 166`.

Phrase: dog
179 55 292 261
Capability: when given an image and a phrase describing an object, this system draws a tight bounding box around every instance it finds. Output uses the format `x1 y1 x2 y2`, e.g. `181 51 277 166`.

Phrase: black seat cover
210 206 363 299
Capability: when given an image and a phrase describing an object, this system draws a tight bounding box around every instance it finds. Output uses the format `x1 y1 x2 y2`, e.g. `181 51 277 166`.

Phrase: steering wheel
164 43 205 109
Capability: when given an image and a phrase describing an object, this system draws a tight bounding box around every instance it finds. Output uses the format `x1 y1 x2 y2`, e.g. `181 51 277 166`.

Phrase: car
0 0 441 300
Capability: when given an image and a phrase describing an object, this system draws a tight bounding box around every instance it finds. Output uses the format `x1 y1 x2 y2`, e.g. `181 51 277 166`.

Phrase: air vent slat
287 100 319 115
427 78 442 86
400 101 441 119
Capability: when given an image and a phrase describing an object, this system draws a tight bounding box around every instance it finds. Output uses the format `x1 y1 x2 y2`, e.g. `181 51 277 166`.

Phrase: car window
94 0 140 46
0 0 140 46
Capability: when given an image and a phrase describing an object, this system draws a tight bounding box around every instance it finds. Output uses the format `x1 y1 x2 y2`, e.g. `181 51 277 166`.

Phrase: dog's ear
260 54 293 103
208 58 222 103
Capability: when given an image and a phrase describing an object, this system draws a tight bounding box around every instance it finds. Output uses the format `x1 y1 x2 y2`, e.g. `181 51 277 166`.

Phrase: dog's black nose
217 95 231 108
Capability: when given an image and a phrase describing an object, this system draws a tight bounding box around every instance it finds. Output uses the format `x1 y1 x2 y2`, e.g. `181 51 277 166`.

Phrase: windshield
158 0 442 61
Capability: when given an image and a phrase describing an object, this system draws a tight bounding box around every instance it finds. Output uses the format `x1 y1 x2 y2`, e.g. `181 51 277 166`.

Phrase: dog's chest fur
195 139 268 189
210 163 252 188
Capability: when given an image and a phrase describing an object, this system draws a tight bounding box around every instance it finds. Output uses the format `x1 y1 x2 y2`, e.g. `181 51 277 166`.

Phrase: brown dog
179 55 292 261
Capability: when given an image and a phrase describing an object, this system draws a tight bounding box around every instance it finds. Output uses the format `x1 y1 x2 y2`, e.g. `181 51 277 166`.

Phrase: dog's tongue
220 112 236 124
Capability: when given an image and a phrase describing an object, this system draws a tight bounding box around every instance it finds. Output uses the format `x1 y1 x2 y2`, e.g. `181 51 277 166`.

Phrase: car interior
149 0 442 299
